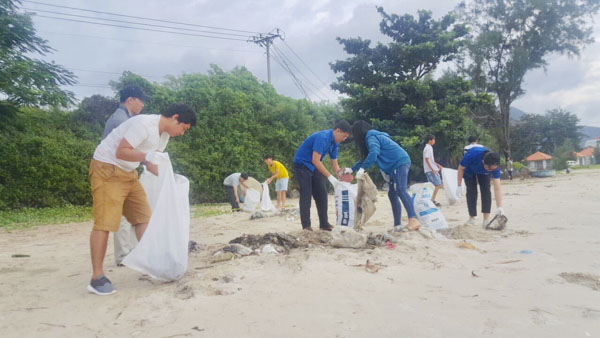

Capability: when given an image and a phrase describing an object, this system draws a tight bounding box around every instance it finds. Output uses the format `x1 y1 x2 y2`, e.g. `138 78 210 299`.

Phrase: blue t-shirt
460 147 501 179
351 130 410 175
293 129 338 172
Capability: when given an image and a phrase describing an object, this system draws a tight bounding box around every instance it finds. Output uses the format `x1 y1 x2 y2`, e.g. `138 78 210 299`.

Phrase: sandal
433 201 442 207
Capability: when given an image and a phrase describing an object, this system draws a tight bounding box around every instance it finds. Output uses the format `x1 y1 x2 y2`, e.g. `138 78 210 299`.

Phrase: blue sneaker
87 275 116 296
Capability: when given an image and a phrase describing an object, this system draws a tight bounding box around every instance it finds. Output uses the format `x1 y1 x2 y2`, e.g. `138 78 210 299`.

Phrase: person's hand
327 175 339 186
145 151 168 165
496 207 504 216
266 178 272 184
343 168 353 174
355 168 365 179
456 186 463 199
235 198 240 203
145 162 159 176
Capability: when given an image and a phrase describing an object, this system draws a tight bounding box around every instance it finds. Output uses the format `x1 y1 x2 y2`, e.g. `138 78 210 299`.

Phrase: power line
22 8 252 38
269 48 311 99
272 44 328 101
30 14 249 41
282 40 330 90
22 0 265 35
39 31 260 54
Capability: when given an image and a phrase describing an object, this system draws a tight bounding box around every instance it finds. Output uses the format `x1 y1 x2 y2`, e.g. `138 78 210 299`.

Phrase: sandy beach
1 169 599 337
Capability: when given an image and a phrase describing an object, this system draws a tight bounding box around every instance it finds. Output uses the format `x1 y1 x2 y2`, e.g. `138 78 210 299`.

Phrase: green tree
0 0 76 113
552 140 577 170
457 0 600 155
510 108 582 161
330 7 495 177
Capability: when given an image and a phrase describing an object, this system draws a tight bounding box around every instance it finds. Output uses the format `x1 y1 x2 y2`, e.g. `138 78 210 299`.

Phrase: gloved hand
496 207 504 216
327 175 339 186
343 168 353 174
145 151 168 165
456 186 463 199
355 168 365 179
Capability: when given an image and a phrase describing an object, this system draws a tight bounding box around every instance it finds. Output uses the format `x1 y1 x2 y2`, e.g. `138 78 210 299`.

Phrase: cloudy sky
22 0 600 127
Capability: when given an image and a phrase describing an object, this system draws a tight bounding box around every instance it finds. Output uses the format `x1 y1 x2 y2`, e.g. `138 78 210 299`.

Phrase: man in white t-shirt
223 173 248 211
463 135 483 155
423 134 443 206
87 103 197 296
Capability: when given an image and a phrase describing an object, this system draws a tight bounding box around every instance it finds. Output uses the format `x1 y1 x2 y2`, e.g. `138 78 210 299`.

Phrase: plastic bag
331 227 367 248
334 181 358 227
441 168 466 205
122 154 190 281
409 183 448 230
260 182 277 212
355 173 378 229
242 189 261 212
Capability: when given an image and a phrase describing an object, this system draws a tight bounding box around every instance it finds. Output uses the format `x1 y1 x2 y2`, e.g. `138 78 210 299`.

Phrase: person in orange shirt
264 155 290 209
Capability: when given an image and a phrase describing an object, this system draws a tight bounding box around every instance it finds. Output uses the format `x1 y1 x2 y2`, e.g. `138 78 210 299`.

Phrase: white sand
1 169 600 337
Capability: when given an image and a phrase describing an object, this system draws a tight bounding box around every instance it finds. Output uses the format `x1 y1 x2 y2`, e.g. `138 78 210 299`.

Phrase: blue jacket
352 130 410 175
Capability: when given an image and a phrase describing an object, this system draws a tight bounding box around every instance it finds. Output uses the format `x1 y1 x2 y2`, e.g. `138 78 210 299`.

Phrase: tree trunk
498 94 512 159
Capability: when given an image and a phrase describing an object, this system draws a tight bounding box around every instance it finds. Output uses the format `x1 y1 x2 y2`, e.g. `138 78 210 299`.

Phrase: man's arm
425 158 437 172
492 178 502 208
312 151 331 178
330 159 341 176
457 165 465 186
267 169 279 184
115 138 146 162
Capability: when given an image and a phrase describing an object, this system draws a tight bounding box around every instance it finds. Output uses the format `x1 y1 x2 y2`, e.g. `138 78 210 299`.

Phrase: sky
21 0 600 128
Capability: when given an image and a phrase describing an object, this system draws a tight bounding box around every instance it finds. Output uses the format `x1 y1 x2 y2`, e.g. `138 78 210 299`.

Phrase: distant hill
581 125 600 147
510 107 526 121
510 106 599 148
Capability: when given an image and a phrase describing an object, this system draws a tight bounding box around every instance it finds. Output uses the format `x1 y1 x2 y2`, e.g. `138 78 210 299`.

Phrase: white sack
123 155 190 281
409 183 448 230
260 182 277 212
334 181 358 228
242 188 261 212
441 168 466 205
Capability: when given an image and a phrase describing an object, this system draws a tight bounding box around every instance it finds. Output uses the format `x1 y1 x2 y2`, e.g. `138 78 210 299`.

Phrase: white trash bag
242 188 261 212
260 182 277 212
334 181 358 228
123 154 190 281
441 168 466 205
409 183 448 230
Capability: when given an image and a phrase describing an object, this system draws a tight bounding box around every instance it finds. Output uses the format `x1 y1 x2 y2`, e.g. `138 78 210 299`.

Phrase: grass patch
0 205 92 230
571 164 600 170
0 203 233 231
190 203 232 218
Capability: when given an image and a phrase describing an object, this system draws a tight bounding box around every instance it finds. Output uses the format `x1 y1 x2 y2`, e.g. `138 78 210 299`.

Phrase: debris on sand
211 251 235 263
230 232 305 253
250 211 264 220
559 272 600 291
331 227 367 249
458 241 477 250
222 243 253 256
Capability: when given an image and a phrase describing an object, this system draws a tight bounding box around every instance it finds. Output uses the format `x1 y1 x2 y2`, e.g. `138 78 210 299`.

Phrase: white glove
145 151 168 165
456 186 463 199
496 207 504 216
343 168 353 174
327 175 339 186
355 168 365 179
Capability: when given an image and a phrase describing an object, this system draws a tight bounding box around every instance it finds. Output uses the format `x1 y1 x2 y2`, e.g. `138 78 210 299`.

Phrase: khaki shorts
89 160 151 232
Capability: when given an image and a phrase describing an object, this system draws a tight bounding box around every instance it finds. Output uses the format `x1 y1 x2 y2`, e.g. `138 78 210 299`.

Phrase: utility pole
249 30 281 84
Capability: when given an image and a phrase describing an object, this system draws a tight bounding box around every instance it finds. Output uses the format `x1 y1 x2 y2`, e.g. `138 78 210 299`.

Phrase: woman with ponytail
350 120 420 231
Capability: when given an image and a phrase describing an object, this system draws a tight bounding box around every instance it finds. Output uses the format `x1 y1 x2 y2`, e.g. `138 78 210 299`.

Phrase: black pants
294 163 329 229
224 185 239 209
508 170 513 180
464 174 491 217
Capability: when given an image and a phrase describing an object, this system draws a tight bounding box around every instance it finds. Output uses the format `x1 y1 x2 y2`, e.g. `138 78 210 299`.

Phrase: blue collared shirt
293 129 338 172
460 147 501 179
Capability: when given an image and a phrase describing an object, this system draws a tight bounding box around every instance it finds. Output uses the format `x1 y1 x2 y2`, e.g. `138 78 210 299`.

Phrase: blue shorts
425 171 442 186
275 178 289 192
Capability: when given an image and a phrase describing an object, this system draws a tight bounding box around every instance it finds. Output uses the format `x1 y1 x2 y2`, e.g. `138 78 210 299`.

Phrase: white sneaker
482 219 489 228
463 217 476 226
392 225 407 233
